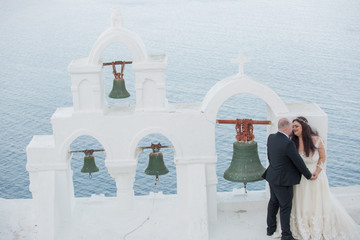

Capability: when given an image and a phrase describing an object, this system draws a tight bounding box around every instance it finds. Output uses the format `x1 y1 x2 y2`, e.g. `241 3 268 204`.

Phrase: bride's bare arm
312 136 326 180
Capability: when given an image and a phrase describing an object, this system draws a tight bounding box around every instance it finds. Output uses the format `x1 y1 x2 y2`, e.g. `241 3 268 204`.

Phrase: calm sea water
1 0 359 198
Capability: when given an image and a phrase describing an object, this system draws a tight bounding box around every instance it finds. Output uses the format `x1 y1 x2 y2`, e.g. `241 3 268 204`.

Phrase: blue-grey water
1 0 359 198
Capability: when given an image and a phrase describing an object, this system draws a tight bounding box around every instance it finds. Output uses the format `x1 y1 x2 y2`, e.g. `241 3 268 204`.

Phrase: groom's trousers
267 183 294 239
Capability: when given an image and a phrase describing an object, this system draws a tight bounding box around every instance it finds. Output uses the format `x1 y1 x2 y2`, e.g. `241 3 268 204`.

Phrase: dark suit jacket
262 132 312 186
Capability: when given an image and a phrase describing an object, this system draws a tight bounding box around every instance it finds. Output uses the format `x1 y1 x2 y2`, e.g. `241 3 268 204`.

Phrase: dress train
290 139 359 239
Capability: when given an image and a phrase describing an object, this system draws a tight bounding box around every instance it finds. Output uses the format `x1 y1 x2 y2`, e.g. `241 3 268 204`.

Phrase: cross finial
111 9 123 28
231 51 250 75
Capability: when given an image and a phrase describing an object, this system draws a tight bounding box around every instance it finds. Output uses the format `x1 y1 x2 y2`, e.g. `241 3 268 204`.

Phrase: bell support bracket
216 119 271 142
140 143 171 152
70 149 105 156
103 61 133 79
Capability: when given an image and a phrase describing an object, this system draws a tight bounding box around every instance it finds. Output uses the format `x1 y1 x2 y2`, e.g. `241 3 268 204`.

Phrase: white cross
111 9 123 28
231 51 250 75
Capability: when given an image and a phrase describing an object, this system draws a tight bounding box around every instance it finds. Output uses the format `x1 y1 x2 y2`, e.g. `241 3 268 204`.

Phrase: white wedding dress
290 139 359 240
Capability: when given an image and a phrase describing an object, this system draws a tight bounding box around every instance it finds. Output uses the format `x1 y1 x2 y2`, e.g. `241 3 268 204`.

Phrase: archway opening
215 93 268 192
102 43 135 106
134 133 177 196
70 135 116 197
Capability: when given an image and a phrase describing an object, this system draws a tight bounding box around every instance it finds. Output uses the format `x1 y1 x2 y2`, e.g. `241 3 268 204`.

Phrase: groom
262 118 313 240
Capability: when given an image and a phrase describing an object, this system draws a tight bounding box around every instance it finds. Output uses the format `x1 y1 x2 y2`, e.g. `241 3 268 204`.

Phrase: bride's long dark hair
290 116 318 157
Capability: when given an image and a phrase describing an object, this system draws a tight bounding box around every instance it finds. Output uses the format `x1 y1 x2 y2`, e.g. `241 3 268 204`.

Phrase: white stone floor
1 185 360 240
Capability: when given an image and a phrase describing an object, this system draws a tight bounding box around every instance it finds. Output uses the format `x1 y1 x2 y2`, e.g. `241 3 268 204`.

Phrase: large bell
109 77 130 99
81 155 99 177
224 141 265 184
145 151 169 176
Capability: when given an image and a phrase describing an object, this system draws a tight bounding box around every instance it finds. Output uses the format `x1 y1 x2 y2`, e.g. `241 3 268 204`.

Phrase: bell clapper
244 182 247 194
155 175 159 186
88 173 92 179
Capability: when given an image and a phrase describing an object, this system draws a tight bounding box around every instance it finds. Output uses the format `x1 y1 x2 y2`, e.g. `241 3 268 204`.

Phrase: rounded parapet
88 10 148 65
127 127 182 160
59 128 113 162
201 74 289 121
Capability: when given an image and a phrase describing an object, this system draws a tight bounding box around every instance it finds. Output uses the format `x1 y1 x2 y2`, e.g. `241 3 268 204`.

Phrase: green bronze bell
81 155 99 177
145 151 169 176
109 77 130 99
224 141 265 185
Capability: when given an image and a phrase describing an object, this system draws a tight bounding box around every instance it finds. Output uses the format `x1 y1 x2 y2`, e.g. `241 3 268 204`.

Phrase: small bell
145 150 169 177
81 153 99 177
224 141 266 192
109 76 130 99
109 62 130 99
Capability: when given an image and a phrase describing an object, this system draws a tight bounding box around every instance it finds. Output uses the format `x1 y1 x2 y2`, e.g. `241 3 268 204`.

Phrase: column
176 157 209 240
106 160 137 210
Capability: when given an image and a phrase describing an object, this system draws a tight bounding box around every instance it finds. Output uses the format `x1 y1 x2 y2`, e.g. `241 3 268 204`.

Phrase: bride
290 116 359 239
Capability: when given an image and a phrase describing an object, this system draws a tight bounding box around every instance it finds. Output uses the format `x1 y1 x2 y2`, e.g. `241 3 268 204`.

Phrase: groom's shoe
281 236 297 240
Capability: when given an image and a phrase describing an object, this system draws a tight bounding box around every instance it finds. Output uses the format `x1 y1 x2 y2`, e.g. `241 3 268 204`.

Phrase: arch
59 128 113 162
201 74 289 121
68 134 116 197
128 127 183 160
88 27 148 65
215 94 269 192
133 132 178 195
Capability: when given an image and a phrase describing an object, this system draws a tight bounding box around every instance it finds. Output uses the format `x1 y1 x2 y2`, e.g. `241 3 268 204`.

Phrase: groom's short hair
278 118 291 130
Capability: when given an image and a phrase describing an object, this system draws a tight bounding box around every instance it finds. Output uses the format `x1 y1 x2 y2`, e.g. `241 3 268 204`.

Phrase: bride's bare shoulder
312 135 324 148
311 135 319 143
